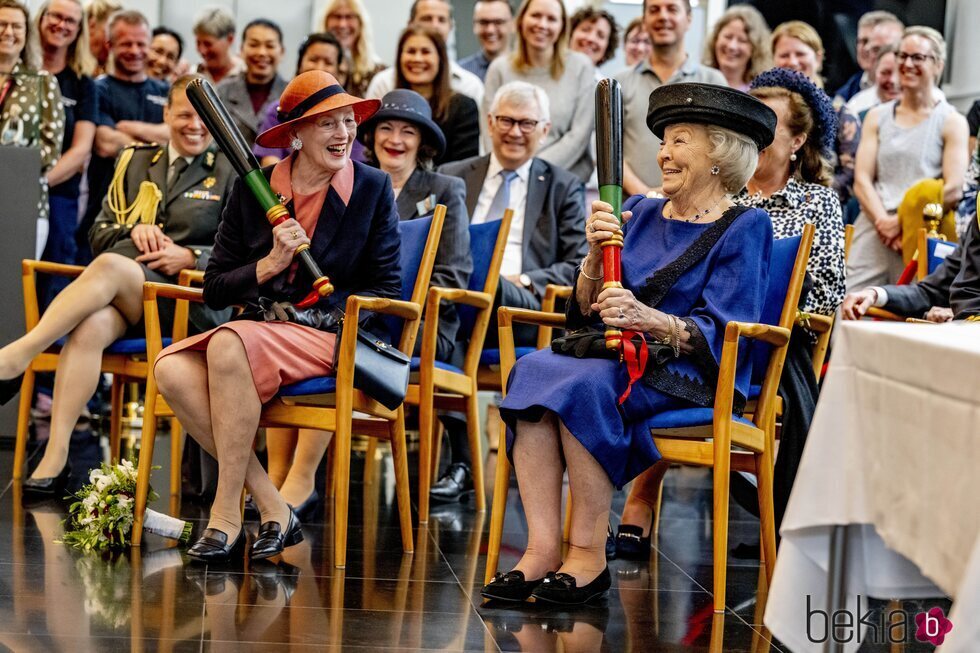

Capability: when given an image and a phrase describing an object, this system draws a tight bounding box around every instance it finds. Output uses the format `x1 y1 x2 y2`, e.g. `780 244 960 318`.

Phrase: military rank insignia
203 176 216 189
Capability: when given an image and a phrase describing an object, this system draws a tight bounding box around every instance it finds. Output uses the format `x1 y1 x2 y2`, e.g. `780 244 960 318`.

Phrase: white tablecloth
764 321 980 652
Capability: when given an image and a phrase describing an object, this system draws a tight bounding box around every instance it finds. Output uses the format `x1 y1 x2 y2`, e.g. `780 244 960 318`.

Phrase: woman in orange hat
152 70 397 564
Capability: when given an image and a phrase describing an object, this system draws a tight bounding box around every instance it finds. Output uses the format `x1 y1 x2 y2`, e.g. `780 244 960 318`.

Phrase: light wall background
19 0 979 111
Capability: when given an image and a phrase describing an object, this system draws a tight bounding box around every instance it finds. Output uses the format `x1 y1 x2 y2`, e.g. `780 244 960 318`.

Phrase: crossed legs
511 411 612 585
0 254 146 479
155 329 291 539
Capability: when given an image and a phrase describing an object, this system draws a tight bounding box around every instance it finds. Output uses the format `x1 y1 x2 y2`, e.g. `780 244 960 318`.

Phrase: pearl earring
291 136 303 150
710 165 720 175
790 152 797 162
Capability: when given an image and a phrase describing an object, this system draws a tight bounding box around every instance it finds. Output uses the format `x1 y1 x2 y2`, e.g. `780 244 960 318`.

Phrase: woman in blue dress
481 83 778 605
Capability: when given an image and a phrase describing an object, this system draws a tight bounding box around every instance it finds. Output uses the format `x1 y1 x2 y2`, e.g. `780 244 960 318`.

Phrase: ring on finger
617 308 627 320
291 230 300 239
588 223 596 233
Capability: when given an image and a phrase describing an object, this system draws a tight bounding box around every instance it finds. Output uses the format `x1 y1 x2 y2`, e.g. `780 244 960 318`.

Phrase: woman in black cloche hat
481 83 778 605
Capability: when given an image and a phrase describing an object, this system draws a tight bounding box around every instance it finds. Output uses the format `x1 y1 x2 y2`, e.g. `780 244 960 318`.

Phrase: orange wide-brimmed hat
255 70 380 148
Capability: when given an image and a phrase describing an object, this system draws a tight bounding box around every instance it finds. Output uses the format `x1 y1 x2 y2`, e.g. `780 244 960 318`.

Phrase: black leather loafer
288 490 320 522
614 524 651 560
430 462 473 504
531 567 611 605
481 570 547 602
250 512 304 560
187 527 246 563
0 374 24 406
22 464 71 499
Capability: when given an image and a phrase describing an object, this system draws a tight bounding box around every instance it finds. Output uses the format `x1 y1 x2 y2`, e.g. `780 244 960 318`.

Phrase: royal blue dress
499 197 773 488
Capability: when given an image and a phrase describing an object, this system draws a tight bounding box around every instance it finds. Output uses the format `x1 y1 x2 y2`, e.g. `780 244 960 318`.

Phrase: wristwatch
519 273 532 290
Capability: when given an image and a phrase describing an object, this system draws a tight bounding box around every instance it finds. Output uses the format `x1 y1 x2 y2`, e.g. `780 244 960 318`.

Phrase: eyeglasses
493 115 540 133
897 52 935 65
0 21 26 34
43 11 79 28
626 36 651 46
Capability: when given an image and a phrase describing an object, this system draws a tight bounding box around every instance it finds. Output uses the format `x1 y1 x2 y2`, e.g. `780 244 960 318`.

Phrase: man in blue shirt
79 10 169 262
458 0 513 82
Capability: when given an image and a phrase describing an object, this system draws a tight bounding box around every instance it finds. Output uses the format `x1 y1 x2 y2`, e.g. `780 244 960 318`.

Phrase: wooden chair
11 261 201 484
486 225 815 613
132 207 446 570
407 210 512 524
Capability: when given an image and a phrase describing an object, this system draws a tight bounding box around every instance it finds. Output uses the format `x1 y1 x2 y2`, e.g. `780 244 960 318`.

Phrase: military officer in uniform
0 74 234 498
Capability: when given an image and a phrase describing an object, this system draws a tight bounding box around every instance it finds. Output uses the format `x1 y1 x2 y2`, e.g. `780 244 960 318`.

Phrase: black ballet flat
531 567 611 605
250 512 304 560
481 570 547 603
0 374 24 406
22 464 71 500
614 524 652 560
288 490 320 522
186 527 246 564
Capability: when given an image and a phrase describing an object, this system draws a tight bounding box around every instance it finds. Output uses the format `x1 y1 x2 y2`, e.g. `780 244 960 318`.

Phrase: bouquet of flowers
61 459 192 551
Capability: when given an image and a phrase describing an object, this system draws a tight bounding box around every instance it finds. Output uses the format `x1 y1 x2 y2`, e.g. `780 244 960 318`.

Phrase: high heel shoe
0 374 25 406
186 527 246 563
288 490 320 522
251 511 304 560
22 464 70 499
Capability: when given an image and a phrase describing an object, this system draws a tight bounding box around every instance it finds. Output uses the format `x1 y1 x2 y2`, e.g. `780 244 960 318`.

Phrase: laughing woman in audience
393 26 479 165
703 4 771 92
483 0 596 182
617 68 845 557
322 0 384 97
482 85 775 604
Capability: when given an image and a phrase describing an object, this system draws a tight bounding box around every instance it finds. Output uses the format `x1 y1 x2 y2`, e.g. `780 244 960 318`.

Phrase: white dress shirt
471 154 533 277
365 61 484 108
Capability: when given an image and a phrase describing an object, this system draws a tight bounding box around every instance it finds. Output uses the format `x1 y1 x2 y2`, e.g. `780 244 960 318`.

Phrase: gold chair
132 206 446 570
408 209 512 524
12 261 198 485
486 225 815 613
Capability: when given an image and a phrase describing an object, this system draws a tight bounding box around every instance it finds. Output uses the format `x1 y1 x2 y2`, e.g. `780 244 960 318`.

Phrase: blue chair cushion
410 357 463 375
52 337 172 355
279 376 337 397
647 408 754 430
459 219 504 338
926 237 956 275
750 235 802 385
479 347 536 366
748 384 762 400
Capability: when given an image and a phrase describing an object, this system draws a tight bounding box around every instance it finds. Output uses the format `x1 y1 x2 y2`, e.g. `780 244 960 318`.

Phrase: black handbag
551 326 673 369
236 299 410 410
333 315 411 411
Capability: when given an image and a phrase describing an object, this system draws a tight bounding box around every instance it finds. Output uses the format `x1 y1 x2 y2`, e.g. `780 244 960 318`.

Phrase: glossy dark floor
0 429 944 652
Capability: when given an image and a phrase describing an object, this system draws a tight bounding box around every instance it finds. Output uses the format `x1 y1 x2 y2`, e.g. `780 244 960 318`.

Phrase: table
764 321 980 653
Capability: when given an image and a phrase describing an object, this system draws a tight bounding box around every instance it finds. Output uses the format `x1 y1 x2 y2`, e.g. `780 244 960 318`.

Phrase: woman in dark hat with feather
481 83 777 604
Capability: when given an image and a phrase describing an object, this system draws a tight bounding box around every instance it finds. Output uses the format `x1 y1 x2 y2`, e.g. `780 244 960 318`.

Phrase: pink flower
914 607 953 645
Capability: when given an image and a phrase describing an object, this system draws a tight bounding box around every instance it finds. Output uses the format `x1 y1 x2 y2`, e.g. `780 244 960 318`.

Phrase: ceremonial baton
595 79 624 351
185 78 333 307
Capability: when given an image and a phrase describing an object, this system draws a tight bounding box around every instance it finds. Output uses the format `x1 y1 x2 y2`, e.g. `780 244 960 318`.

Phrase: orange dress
155 158 352 403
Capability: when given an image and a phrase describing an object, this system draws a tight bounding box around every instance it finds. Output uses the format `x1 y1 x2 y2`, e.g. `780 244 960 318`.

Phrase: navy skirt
499 348 693 489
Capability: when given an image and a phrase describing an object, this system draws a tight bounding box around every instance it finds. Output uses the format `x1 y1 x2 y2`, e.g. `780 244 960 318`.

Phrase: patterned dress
499 197 773 488
737 178 845 317
0 62 65 228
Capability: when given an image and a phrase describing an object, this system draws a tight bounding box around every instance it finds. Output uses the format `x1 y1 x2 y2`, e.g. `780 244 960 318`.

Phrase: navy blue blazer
203 161 402 316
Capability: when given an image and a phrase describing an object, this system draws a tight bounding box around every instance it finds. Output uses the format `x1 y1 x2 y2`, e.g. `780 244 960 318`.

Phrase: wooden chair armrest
865 307 905 321
427 286 493 310
347 295 421 322
796 311 834 333
143 282 205 304
497 306 568 330
178 269 205 287
725 321 791 347
540 284 572 314
22 259 86 278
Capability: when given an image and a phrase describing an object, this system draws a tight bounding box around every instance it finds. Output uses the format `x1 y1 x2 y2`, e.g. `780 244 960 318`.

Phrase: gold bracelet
579 256 603 281
670 315 681 358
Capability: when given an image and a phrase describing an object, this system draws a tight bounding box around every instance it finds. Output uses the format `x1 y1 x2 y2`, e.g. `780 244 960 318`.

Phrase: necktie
168 157 189 190
486 169 519 221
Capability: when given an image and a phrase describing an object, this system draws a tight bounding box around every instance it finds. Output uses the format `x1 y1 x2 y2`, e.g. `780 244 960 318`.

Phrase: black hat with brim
356 89 446 159
646 83 777 151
